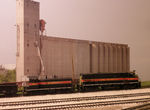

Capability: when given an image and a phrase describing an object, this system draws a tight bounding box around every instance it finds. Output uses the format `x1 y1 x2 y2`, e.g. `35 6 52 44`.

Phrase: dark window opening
34 24 37 28
27 43 29 47
27 23 29 27
27 69 29 72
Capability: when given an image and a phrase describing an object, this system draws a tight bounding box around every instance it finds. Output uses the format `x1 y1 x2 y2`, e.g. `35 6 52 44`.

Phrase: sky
0 0 150 81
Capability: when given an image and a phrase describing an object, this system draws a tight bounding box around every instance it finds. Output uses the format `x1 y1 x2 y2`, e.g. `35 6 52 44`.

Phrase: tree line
0 69 16 83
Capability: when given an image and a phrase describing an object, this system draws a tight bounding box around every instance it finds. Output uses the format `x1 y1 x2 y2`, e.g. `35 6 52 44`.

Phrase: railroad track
0 92 150 109
1 92 150 107
123 103 150 110
4 97 150 110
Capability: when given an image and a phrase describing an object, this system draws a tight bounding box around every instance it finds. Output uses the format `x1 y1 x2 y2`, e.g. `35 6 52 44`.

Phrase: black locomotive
79 72 141 91
0 72 141 96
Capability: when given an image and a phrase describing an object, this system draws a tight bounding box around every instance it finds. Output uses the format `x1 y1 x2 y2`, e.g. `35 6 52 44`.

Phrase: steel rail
0 92 150 107
123 103 150 110
5 97 150 110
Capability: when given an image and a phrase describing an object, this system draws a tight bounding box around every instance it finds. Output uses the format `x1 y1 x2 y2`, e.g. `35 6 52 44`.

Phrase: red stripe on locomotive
82 78 138 82
29 82 39 86
40 81 72 85
29 81 72 86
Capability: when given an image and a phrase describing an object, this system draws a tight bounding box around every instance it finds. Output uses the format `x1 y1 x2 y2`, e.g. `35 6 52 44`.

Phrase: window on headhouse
27 43 29 47
27 69 29 72
25 23 29 33
34 24 37 28
27 23 29 27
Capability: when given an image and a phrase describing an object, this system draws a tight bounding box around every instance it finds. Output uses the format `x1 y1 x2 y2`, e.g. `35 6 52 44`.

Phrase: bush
141 81 150 88
0 69 16 83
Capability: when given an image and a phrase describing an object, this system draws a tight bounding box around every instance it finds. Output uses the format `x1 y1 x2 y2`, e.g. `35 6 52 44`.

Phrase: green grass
141 81 150 87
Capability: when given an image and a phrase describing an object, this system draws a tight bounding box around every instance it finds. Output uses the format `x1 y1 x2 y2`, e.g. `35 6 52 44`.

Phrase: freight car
0 72 141 96
0 82 17 96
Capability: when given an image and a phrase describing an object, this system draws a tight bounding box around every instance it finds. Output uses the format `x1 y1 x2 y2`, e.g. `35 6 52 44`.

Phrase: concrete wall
24 0 40 78
90 43 130 74
39 36 130 79
16 0 40 82
16 0 24 82
41 37 90 79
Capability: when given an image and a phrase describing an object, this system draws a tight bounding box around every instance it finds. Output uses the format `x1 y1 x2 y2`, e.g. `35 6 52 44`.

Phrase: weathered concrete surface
16 0 130 81
39 36 130 79
41 36 90 79
16 0 40 81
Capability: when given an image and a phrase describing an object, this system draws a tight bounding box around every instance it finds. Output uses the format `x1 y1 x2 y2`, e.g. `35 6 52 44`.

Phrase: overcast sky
0 0 150 81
